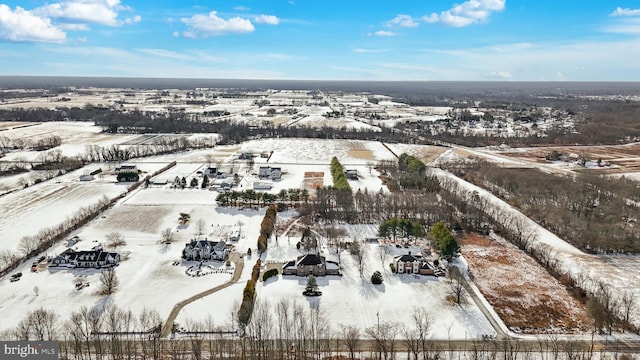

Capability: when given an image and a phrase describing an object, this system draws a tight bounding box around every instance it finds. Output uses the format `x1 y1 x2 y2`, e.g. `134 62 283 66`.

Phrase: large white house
395 253 421 274
51 246 120 268
395 252 438 276
182 239 229 261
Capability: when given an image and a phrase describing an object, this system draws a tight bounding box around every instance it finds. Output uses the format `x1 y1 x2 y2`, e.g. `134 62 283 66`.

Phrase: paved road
160 252 244 338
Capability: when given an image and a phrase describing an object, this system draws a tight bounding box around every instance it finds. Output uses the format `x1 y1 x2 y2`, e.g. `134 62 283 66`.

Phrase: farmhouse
258 166 282 180
282 254 340 276
182 239 229 261
51 246 120 268
116 165 138 174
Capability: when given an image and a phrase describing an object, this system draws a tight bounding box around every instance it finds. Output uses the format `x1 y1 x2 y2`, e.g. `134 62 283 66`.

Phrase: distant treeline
2 100 640 146
0 107 417 145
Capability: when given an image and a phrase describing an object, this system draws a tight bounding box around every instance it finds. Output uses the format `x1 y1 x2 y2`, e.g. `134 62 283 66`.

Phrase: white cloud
602 17 640 34
234 6 250 12
254 14 280 25
354 48 388 53
488 42 533 52
424 0 505 27
0 4 66 42
181 11 254 37
124 15 141 25
610 7 640 17
60 23 90 31
386 14 418 28
372 30 397 37
35 0 134 27
484 71 512 79
137 48 194 61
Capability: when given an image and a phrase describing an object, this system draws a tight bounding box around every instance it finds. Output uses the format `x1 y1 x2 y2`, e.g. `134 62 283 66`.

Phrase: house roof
397 254 419 263
56 248 119 263
187 239 226 251
296 254 323 266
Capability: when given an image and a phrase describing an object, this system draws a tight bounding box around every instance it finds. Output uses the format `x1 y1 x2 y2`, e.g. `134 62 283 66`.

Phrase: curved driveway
160 252 244 338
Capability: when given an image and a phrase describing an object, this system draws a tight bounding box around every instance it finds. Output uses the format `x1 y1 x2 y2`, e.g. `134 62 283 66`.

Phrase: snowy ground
6 121 638 340
178 216 494 339
429 166 640 330
0 146 492 340
0 167 127 253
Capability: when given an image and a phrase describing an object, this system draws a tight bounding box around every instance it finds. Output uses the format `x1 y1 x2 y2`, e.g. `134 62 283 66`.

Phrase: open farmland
496 143 640 174
460 232 591 334
0 122 137 160
0 171 127 253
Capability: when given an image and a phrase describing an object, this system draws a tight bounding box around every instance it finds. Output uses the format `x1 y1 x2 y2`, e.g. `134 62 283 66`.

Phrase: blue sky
0 0 639 81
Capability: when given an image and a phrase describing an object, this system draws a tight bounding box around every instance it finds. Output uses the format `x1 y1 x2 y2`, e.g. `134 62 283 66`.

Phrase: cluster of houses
182 238 230 261
280 251 441 278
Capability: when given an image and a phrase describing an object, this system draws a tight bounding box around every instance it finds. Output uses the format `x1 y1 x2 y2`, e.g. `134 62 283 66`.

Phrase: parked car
302 289 322 296
10 273 22 282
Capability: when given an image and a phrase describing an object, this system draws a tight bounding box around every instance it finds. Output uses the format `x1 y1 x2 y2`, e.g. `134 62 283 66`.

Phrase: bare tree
33 286 39 297
365 320 398 360
413 306 433 358
620 290 637 327
349 241 366 276
448 266 466 304
377 245 388 267
340 324 360 360
195 219 207 237
106 231 126 248
26 308 58 340
100 268 119 295
160 227 176 244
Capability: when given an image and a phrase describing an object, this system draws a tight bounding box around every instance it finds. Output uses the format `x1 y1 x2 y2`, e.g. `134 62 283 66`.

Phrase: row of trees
441 158 640 253
216 188 310 208
0 135 61 151
377 217 425 242
1 296 629 360
0 196 112 277
257 205 277 254
434 167 639 334
238 260 261 326
330 156 352 191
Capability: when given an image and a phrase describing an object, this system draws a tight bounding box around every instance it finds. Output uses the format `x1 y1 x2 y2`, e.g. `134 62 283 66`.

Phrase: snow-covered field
0 168 127 253
4 119 640 342
0 135 492 339
0 122 136 160
177 217 493 339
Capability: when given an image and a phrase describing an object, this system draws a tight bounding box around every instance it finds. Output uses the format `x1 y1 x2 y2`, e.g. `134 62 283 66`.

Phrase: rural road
160 251 244 338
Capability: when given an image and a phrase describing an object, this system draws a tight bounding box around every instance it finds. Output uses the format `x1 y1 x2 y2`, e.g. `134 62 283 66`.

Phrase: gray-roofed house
258 166 282 180
51 246 120 268
282 254 340 276
182 239 229 261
